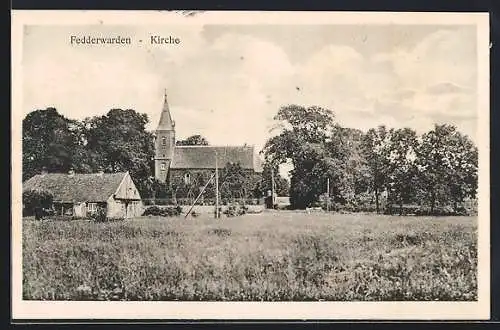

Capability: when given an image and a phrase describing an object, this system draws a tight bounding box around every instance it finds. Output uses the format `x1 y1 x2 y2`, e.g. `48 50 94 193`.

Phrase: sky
22 24 478 151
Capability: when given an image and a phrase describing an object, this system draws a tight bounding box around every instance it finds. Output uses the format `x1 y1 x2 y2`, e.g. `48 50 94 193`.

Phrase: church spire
157 88 175 131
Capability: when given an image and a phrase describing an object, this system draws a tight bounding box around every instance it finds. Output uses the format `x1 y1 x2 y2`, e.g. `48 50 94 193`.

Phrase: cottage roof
23 172 127 203
171 146 263 172
156 91 174 131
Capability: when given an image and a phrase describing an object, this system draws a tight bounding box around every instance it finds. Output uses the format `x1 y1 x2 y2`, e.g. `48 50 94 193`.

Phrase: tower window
184 173 191 185
162 137 167 146
161 162 166 171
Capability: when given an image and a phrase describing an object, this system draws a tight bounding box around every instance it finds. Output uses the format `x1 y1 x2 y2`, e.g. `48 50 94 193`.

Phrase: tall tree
263 105 342 209
327 125 367 205
83 109 155 196
385 127 419 213
176 134 209 146
22 108 80 181
360 125 391 213
415 124 478 212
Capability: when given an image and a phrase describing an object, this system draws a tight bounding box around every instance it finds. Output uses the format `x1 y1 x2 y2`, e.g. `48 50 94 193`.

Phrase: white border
11 10 490 320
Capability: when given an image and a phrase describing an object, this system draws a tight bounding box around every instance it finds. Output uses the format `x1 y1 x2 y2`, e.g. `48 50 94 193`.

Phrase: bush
223 205 237 217
221 203 248 217
238 204 249 215
388 205 466 216
384 204 420 215
23 189 54 219
89 206 107 222
142 205 183 217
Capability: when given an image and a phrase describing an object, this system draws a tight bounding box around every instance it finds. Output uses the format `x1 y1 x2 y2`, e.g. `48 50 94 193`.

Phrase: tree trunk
430 191 436 214
375 189 380 214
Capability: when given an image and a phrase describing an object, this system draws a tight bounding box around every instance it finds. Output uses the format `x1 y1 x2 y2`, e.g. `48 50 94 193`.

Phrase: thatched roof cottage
23 171 143 219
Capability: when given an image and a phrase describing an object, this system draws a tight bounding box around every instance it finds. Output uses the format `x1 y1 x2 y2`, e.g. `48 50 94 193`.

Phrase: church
154 91 263 194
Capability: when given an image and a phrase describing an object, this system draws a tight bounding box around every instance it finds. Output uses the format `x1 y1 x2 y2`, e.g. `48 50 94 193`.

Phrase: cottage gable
113 172 142 200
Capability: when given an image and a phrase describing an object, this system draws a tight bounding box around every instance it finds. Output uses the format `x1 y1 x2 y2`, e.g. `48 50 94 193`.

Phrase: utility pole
215 151 219 219
326 178 330 212
271 166 276 207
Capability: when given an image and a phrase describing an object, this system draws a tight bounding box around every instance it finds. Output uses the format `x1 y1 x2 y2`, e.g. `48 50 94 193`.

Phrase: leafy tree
385 127 419 213
327 125 367 205
359 126 391 213
144 176 166 203
82 109 155 196
23 189 53 217
254 160 290 198
263 105 342 209
415 124 478 212
22 108 80 181
219 162 258 200
176 134 209 146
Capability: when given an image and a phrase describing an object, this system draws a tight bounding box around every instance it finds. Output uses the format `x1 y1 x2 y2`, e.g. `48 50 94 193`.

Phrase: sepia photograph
11 11 490 320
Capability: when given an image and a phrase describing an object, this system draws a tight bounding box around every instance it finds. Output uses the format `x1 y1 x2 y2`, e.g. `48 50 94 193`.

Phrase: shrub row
143 198 263 206
314 201 473 216
222 204 249 217
384 204 471 216
142 205 183 217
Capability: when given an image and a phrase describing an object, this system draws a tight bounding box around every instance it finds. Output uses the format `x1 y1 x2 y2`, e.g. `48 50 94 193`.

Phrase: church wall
168 168 262 202
169 169 216 200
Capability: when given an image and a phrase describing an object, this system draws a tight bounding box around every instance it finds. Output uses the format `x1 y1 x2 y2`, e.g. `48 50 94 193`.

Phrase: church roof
171 146 263 172
156 91 174 131
23 172 129 203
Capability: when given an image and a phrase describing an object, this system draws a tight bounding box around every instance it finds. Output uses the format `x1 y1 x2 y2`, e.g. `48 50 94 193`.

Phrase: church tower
154 90 176 183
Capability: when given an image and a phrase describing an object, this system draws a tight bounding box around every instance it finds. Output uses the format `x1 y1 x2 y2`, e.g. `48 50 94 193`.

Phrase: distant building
154 91 263 188
23 171 143 218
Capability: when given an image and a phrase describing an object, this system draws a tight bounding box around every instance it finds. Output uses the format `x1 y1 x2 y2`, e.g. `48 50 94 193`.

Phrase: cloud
362 29 477 139
23 25 478 150
426 82 473 95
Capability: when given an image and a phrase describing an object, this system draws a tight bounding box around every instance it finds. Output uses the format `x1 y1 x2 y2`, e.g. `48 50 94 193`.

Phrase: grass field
22 212 477 301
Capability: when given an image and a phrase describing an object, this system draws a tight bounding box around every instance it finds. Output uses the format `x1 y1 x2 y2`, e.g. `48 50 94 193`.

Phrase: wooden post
215 151 219 219
271 167 275 207
326 178 330 212
185 173 216 218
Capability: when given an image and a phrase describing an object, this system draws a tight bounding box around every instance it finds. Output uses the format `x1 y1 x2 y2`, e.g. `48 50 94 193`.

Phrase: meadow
22 212 477 301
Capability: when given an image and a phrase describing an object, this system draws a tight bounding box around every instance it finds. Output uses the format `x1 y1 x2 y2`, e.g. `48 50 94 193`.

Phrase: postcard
11 10 490 320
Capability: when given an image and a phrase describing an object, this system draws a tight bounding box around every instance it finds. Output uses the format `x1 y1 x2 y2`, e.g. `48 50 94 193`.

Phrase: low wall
184 204 264 215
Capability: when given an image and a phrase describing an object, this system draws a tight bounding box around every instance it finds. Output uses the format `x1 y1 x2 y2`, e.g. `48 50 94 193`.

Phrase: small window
161 162 166 171
162 137 167 146
184 173 191 185
87 202 97 213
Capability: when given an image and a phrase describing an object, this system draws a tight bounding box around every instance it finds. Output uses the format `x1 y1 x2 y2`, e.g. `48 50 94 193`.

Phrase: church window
161 162 166 171
162 137 167 146
184 173 191 185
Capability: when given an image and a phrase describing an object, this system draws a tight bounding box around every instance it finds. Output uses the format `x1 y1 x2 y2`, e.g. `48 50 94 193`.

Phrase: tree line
22 107 289 201
23 106 477 214
263 105 478 214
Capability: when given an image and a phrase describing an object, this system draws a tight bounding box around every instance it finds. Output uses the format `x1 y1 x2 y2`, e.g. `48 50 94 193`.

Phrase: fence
142 197 264 206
